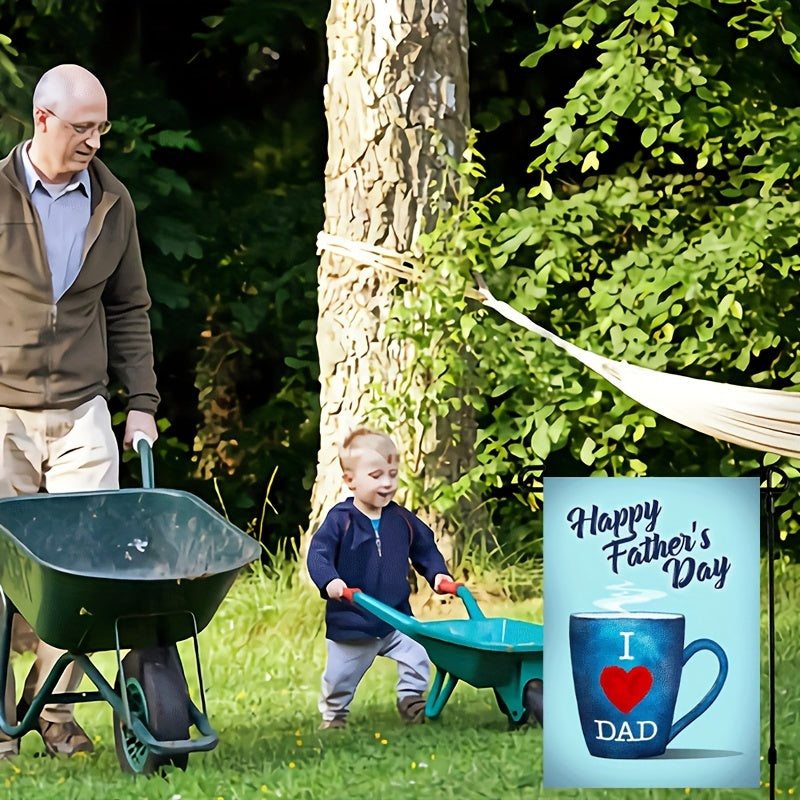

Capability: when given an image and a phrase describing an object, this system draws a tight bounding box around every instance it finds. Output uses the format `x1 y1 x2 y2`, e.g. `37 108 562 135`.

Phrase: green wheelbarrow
342 579 543 726
0 437 261 774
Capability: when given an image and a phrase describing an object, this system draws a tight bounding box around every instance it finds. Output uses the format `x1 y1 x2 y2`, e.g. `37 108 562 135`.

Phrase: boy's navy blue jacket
307 498 450 641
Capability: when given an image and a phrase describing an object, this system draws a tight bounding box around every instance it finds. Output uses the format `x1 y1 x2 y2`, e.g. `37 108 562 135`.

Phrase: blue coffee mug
569 612 728 759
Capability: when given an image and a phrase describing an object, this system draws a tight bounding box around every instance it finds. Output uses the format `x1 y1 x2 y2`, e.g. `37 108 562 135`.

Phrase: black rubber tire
113 645 191 774
523 678 544 727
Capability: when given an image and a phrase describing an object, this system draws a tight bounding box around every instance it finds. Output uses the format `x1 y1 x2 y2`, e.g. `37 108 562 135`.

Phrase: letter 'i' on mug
569 612 728 759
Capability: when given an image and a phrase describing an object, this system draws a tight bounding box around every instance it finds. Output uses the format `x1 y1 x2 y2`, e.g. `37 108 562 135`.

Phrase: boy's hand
433 573 450 592
326 578 347 599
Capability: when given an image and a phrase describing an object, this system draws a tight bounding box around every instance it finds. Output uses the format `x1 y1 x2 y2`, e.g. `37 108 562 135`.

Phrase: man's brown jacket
0 143 159 413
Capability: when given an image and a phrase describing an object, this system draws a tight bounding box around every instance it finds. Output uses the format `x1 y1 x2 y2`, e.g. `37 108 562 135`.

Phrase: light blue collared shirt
21 141 91 302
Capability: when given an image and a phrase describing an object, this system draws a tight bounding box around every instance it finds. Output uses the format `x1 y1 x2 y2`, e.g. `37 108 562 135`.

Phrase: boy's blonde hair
338 428 398 473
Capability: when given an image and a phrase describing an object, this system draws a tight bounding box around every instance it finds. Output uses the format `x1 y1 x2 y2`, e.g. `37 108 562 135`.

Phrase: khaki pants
0 397 118 749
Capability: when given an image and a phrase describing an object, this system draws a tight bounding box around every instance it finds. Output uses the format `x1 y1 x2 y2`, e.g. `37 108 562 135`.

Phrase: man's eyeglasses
45 108 111 137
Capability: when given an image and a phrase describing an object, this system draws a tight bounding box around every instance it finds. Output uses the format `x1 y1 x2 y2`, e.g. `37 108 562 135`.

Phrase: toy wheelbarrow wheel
113 646 191 774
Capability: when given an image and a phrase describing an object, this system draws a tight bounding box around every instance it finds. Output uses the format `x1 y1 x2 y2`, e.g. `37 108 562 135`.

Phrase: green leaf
581 151 600 172
641 126 658 147
579 437 596 466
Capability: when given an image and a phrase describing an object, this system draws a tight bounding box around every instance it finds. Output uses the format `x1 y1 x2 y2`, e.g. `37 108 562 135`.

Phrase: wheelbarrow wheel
113 645 191 774
524 679 544 727
494 679 544 729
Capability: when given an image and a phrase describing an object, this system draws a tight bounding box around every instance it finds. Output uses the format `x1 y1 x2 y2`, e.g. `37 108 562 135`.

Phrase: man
0 64 159 758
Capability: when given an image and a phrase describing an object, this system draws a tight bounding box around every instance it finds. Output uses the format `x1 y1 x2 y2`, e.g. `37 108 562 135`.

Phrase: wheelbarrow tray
350 590 543 721
0 488 261 653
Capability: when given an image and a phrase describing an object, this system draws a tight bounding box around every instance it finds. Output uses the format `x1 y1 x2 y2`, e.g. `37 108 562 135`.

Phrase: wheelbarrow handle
437 579 486 619
133 433 155 489
341 587 362 603
436 577 463 595
132 431 155 452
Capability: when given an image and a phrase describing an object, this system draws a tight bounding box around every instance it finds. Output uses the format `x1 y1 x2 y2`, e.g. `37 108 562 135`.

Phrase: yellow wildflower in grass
374 732 381 739
10 764 20 774
411 762 417 769
381 739 388 745
261 786 269 793
294 729 302 736
289 761 296 768
296 739 303 746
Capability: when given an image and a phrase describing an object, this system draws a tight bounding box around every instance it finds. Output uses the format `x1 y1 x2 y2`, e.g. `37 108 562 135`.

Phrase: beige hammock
474 277 800 460
317 232 800 460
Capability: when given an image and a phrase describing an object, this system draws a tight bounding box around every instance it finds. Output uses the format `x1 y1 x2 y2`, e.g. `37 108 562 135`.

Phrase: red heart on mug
599 665 653 713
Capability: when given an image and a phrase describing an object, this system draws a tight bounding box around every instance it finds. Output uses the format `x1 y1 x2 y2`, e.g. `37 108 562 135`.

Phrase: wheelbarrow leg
495 656 544 728
425 667 459 719
0 591 93 739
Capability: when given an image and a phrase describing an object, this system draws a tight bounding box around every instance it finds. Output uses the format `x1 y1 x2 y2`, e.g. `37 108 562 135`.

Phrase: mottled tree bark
309 0 471 559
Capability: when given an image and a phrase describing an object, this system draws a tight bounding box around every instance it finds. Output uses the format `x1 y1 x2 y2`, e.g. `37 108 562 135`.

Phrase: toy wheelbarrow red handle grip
436 577 463 595
342 587 362 602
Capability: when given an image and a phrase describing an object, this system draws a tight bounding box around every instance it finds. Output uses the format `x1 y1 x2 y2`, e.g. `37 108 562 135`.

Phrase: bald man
0 64 159 759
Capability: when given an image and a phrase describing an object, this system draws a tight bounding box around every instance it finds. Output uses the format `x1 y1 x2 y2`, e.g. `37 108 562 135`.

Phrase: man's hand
326 578 347 599
123 410 159 450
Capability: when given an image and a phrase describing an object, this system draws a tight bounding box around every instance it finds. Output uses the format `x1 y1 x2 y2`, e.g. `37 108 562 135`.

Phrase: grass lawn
1 554 797 799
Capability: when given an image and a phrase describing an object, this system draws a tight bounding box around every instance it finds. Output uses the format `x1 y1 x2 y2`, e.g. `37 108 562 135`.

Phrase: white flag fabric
479 286 800 459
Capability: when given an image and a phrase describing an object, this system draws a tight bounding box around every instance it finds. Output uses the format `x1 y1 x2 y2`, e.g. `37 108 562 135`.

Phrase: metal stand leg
762 465 785 800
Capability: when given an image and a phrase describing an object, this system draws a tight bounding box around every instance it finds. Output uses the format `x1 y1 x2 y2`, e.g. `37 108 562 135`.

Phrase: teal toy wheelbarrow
342 579 543 726
0 437 260 774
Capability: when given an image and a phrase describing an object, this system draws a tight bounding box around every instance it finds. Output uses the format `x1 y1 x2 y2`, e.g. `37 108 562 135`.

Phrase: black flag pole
761 464 786 800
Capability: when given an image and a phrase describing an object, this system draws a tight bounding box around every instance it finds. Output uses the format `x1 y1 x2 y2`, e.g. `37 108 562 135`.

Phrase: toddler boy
307 428 451 728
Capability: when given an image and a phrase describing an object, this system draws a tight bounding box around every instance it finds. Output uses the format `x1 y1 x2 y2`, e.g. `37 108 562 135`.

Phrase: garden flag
543 476 760 788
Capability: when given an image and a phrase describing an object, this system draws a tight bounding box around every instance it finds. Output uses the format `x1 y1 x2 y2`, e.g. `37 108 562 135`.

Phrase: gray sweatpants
319 630 430 722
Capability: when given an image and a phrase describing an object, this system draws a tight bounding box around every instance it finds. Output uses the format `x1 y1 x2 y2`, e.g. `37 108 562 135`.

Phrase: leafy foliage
5 0 800 553
392 0 800 546
0 1 327 544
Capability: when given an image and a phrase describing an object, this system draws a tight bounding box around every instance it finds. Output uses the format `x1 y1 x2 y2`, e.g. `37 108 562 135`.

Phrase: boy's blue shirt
307 497 450 641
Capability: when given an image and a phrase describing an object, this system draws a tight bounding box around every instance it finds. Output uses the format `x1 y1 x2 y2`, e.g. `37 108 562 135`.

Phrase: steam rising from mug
593 581 667 614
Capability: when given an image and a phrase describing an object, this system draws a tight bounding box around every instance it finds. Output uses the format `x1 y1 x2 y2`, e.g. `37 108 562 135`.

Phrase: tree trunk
308 0 471 565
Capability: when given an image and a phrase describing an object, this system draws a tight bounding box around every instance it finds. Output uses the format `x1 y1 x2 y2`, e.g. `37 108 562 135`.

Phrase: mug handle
668 638 728 743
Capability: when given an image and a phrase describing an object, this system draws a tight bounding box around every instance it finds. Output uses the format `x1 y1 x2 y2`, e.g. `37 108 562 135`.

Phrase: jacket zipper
45 304 57 403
